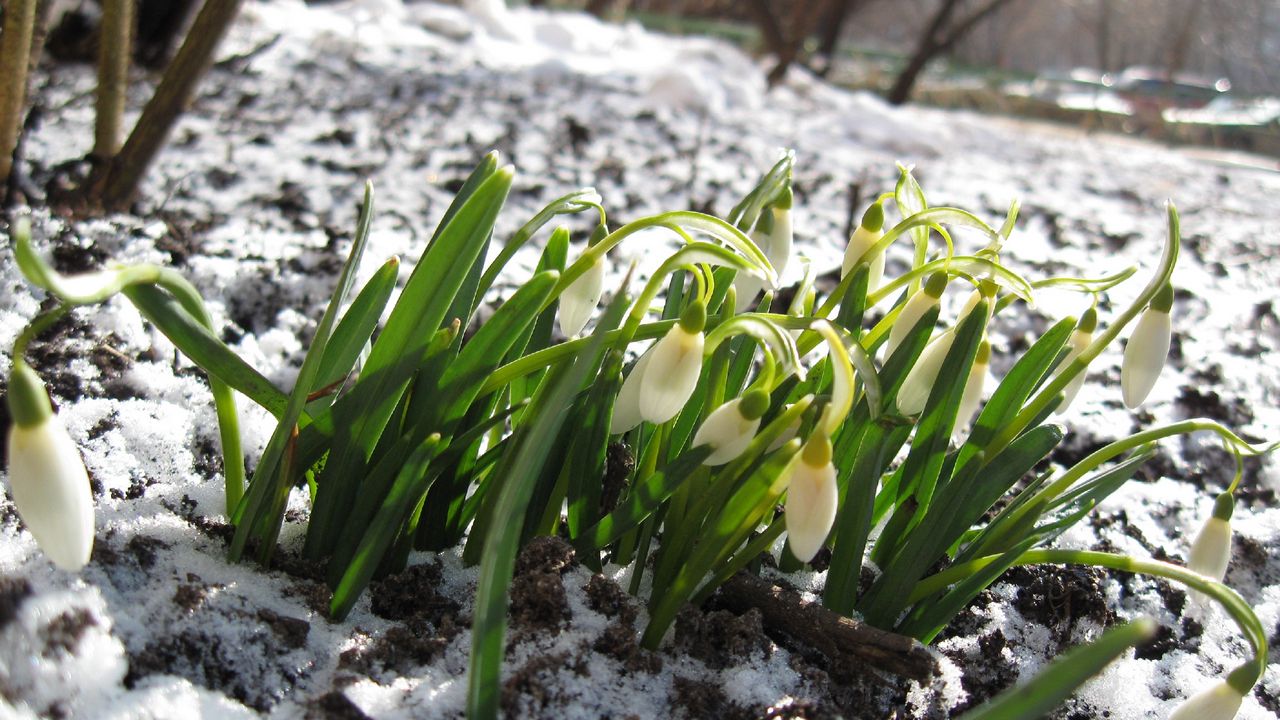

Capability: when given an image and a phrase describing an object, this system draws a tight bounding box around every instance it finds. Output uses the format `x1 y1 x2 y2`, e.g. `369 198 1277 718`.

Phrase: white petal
953 360 988 438
885 290 937 358
1188 516 1232 582
841 226 882 287
6 417 95 571
557 256 605 338
767 207 792 278
1053 330 1092 414
784 457 838 563
692 399 760 466
1121 309 1171 409
1169 680 1243 720
733 272 768 313
609 348 652 434
897 330 954 416
638 327 704 424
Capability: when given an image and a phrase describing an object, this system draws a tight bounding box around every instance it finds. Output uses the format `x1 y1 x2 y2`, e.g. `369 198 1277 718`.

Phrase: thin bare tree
885 0 1021 105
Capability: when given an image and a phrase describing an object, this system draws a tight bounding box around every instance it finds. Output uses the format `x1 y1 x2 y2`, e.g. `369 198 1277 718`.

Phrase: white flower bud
1168 680 1244 720
558 254 605 338
1053 308 1096 414
1188 493 1234 583
897 329 955 416
783 434 838 563
691 395 763 466
841 227 884 291
639 323 704 425
885 272 948 358
953 340 990 436
609 348 652 435
5 363 95 571
1121 285 1173 409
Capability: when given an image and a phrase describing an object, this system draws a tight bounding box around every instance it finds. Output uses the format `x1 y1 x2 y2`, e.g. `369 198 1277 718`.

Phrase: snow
2 1 1280 718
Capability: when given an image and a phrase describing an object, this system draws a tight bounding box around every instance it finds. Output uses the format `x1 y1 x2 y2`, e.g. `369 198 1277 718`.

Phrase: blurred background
525 0 1280 157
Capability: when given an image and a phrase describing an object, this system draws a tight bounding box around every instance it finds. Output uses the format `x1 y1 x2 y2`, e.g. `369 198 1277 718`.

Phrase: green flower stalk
5 356 95 572
1121 282 1173 409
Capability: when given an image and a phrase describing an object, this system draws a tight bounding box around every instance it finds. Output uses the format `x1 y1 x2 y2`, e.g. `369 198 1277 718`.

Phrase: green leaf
329 433 446 620
957 618 1156 720
467 270 632 720
313 255 399 396
307 166 513 559
586 444 713 550
230 182 377 562
123 284 288 416
566 351 624 553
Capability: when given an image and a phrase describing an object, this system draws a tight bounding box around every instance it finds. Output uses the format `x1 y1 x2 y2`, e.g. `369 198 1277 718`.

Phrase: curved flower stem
984 204 1182 458
910 548 1267 686
12 305 72 359
480 320 676 395
148 269 246 512
975 419 1276 560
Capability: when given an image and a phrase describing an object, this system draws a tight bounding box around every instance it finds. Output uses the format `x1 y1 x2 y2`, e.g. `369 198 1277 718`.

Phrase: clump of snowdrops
5 152 1277 720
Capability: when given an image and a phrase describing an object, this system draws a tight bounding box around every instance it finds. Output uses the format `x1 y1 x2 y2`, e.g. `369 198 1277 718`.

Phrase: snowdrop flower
1168 679 1244 720
558 253 605 337
1053 307 1096 414
1121 283 1173 409
841 202 885 291
783 432 838 563
884 271 948 358
897 284 991 416
1188 492 1234 583
954 340 990 435
734 193 792 312
691 389 769 465
4 360 95 571
897 328 954 416
610 301 706 433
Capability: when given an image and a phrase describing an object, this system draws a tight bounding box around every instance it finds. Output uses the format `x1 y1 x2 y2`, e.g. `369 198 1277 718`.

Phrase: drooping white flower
1188 492 1234 583
885 271 948 358
1121 283 1173 409
5 361 94 571
1168 679 1244 720
638 319 705 425
609 347 653 435
897 328 955 416
612 301 707 433
1053 307 1096 414
953 340 990 436
691 389 769 466
783 433 838 563
841 202 885 291
733 224 773 313
558 253 605 338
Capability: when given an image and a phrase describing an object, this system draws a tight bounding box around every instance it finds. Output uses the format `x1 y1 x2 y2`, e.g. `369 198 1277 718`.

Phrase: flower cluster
6 154 1274 720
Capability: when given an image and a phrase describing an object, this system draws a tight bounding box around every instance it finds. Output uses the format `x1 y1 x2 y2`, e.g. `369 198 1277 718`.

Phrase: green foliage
12 151 1277 720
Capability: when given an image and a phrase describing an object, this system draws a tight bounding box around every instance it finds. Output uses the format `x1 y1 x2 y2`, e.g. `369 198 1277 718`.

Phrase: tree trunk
0 0 37 189
885 0 1017 105
814 0 858 76
94 0 134 162
91 0 244 211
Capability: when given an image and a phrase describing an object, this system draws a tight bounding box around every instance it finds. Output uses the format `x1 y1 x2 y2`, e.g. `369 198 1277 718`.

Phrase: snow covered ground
2 1 1279 717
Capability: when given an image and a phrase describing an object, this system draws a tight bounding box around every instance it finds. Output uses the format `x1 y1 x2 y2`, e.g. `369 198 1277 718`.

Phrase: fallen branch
713 571 938 682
